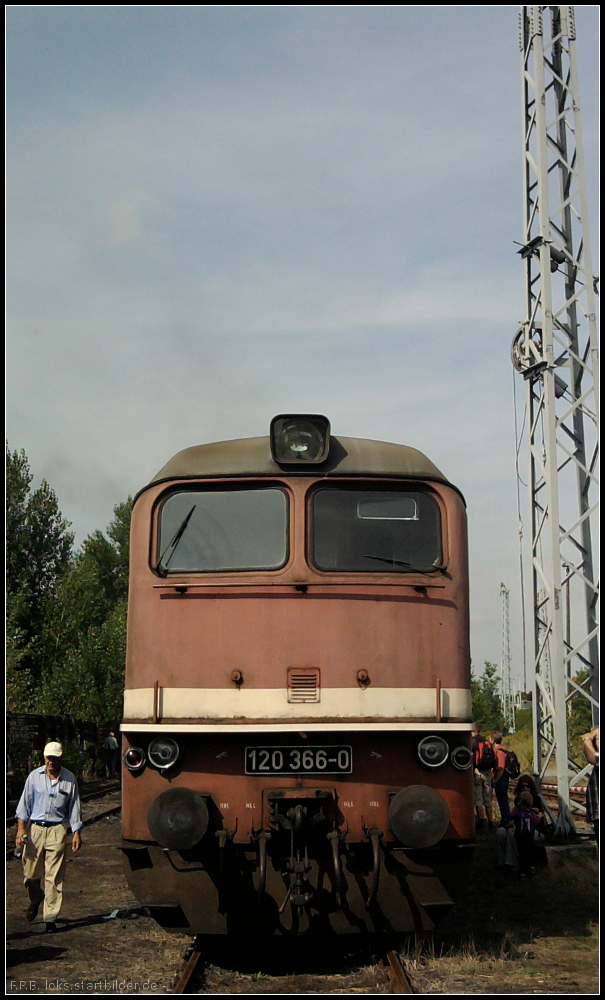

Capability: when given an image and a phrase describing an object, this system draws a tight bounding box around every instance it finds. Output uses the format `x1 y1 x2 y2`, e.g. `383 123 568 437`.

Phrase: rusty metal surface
120 731 474 843
125 477 469 704
395 852 453 909
145 436 452 493
121 458 472 937
122 838 462 936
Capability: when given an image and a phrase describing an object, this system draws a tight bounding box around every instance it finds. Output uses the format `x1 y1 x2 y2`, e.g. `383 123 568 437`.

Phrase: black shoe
45 922 57 933
26 902 40 923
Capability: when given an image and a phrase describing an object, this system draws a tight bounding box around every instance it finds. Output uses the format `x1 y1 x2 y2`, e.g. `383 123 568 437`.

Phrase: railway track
540 788 588 817
384 949 415 994
171 938 415 995
172 938 204 994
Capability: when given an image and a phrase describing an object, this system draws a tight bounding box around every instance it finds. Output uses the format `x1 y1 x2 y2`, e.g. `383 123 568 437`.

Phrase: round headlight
451 745 473 770
418 735 449 768
148 737 180 770
270 414 330 464
124 746 146 772
281 422 324 460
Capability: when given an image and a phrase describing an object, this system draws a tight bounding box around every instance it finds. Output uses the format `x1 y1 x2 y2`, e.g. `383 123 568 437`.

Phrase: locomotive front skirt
121 417 474 935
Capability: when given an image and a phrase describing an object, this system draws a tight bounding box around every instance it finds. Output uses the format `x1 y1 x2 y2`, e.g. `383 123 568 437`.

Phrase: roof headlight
148 737 180 770
417 735 449 768
270 414 330 465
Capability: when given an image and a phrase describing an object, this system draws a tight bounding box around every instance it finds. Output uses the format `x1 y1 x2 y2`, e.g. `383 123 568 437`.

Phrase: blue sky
6 5 599 685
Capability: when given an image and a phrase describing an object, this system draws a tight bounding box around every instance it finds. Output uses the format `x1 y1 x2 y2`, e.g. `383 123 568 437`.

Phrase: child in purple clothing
508 791 543 875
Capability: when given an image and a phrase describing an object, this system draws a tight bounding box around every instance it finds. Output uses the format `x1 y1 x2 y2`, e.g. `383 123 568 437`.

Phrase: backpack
505 749 521 779
474 739 497 771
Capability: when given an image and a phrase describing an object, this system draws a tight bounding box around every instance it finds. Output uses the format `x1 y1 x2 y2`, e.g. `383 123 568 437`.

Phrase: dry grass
398 833 598 995
6 807 598 994
506 728 534 773
407 925 598 995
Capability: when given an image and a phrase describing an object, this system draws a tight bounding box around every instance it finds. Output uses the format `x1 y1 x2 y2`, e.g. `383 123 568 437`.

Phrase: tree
39 498 133 721
6 443 132 721
6 445 74 708
6 445 73 605
471 661 505 733
6 592 34 711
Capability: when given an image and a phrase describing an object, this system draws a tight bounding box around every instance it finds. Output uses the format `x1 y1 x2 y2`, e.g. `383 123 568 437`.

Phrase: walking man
15 742 82 932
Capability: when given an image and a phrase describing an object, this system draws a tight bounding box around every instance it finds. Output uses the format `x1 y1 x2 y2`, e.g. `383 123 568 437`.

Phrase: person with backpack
508 790 544 875
471 722 496 831
496 773 546 871
491 731 515 824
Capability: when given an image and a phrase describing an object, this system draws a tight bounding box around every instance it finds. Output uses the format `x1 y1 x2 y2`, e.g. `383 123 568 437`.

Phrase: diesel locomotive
120 415 474 935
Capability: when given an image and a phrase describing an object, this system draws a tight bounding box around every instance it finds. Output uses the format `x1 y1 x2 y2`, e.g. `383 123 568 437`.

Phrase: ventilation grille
287 667 320 703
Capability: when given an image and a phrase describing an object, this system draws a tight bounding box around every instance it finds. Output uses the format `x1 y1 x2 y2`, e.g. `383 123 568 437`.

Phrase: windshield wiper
155 505 196 576
364 554 411 567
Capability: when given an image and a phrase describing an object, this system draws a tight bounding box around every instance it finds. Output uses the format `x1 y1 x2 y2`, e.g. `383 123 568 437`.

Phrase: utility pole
512 6 599 837
500 583 515 734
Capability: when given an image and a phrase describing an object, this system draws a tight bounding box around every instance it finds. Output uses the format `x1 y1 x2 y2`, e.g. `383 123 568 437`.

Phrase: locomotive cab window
311 487 441 573
156 487 288 573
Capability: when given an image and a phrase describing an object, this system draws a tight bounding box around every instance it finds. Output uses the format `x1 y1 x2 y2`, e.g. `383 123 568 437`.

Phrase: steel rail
385 950 414 994
82 803 121 827
172 937 204 994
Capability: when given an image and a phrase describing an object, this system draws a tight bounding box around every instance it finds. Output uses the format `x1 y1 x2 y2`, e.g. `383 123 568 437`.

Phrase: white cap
43 741 63 758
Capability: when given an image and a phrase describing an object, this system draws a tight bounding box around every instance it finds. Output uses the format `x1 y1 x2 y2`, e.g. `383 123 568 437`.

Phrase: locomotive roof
146 435 457 492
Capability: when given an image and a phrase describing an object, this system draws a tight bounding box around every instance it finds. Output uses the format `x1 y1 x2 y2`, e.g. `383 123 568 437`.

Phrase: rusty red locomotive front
121 415 474 934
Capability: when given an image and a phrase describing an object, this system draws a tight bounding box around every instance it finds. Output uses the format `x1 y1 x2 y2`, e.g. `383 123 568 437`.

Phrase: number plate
245 745 353 775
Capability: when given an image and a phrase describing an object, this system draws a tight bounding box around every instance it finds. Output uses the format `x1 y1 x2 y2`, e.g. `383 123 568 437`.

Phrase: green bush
59 740 96 781
471 662 504 732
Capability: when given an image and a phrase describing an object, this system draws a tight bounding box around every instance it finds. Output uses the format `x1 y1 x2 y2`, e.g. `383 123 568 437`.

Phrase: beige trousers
22 823 68 922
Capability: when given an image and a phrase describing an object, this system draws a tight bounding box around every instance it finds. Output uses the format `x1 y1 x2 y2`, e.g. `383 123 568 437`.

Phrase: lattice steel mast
500 583 515 733
512 6 599 836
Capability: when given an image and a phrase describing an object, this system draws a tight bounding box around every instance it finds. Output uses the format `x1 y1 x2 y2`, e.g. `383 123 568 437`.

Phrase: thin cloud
6 6 599 685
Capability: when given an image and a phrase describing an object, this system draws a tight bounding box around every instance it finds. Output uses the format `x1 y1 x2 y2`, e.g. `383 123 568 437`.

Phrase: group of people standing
471 723 518 829
472 721 599 877
472 721 547 875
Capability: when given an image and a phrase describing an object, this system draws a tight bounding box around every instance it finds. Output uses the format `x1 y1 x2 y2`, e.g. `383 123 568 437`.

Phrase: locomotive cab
121 416 474 934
